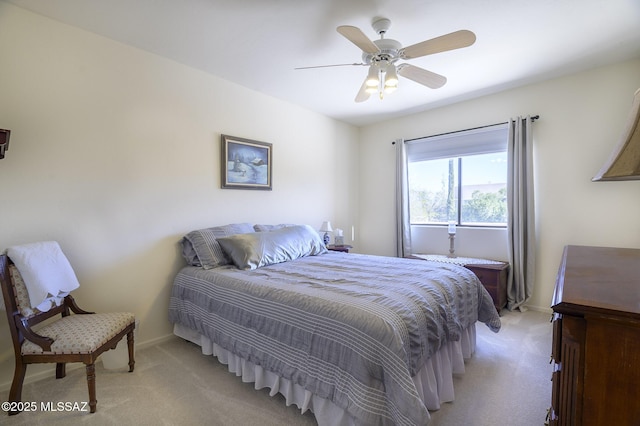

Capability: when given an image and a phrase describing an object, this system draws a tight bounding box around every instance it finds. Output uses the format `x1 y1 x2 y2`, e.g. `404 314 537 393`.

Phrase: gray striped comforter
168 252 501 425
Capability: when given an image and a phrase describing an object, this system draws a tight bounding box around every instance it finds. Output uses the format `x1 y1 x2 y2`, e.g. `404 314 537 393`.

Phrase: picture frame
221 134 272 190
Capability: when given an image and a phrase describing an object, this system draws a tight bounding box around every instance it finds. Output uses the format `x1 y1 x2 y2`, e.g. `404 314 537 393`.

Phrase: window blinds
406 123 508 162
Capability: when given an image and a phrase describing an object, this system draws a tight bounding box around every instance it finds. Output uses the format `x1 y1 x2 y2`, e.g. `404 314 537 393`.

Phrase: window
406 124 508 227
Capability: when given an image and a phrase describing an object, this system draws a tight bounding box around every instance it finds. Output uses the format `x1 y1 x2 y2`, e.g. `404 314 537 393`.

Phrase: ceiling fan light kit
298 17 476 103
364 60 399 99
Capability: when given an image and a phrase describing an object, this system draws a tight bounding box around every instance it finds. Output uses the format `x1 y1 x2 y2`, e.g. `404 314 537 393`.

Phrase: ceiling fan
297 18 476 102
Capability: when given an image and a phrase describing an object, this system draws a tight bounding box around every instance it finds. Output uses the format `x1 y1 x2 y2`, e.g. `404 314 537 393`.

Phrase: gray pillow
217 224 327 270
253 223 296 232
181 223 255 269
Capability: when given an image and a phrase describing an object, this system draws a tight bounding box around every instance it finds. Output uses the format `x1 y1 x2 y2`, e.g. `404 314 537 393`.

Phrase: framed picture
221 134 272 190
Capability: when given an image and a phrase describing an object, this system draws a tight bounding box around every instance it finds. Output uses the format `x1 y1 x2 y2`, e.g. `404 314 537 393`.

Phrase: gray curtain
395 138 412 258
506 116 535 311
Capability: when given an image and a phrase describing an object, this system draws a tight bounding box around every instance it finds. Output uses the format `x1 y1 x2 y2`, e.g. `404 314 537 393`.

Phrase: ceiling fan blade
397 64 447 89
337 25 380 54
400 30 476 59
295 63 365 70
355 79 371 103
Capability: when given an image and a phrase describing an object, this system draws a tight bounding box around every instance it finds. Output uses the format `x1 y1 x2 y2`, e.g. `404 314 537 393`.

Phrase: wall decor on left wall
221 134 272 190
0 129 10 159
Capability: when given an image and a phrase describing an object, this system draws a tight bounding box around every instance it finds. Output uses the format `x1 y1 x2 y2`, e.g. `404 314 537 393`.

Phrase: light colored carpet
2 309 552 425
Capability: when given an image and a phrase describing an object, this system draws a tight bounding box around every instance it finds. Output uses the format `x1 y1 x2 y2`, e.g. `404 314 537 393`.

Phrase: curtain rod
392 115 540 144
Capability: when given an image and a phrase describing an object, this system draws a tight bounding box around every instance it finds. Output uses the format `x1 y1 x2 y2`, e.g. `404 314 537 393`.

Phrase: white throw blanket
7 241 80 311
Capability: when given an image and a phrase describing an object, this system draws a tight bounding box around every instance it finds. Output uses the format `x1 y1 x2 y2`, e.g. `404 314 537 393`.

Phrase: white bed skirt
173 323 476 425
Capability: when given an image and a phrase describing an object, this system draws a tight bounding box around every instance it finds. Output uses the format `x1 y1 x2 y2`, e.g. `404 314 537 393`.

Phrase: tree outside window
408 152 507 227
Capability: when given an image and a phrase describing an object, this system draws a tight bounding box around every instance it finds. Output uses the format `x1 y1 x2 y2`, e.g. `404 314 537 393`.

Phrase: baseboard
135 332 176 351
0 333 176 393
523 304 553 315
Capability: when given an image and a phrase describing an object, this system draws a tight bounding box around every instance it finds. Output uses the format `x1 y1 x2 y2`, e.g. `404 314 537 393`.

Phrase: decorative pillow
181 238 200 266
181 223 255 269
253 224 296 232
7 241 80 311
8 265 42 318
217 224 327 270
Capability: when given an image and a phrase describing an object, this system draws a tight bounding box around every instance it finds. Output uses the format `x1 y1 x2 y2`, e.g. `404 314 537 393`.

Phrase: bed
168 223 501 425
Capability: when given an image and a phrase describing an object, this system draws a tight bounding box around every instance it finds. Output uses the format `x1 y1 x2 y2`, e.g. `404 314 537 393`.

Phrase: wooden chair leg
85 363 97 413
127 330 135 372
8 361 27 415
56 362 66 379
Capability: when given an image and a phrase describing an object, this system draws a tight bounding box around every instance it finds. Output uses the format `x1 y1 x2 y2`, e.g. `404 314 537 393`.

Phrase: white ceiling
6 0 640 126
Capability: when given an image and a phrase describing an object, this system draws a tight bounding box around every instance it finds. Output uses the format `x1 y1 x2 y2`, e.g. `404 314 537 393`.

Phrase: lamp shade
385 64 399 87
319 221 333 233
365 65 379 87
593 88 640 181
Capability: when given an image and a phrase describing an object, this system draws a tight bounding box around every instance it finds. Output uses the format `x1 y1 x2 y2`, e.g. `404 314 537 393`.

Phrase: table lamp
319 221 333 246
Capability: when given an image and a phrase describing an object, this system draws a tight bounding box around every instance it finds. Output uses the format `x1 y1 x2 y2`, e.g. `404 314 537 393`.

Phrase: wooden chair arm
16 317 53 351
65 295 95 315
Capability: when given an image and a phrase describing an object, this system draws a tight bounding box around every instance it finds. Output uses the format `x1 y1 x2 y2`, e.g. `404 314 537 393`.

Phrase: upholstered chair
0 249 135 415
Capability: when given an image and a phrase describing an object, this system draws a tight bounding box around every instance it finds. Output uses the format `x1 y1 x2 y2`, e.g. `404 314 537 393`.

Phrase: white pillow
7 241 80 311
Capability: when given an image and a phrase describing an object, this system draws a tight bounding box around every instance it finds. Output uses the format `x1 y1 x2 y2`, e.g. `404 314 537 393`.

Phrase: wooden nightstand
412 254 509 313
463 262 508 313
326 244 352 253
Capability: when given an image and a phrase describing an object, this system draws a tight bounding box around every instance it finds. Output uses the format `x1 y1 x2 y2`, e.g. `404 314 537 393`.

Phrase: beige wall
358 58 640 312
0 4 359 388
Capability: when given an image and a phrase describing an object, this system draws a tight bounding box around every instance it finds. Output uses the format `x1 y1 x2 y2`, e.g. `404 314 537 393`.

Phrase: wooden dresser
549 245 640 426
